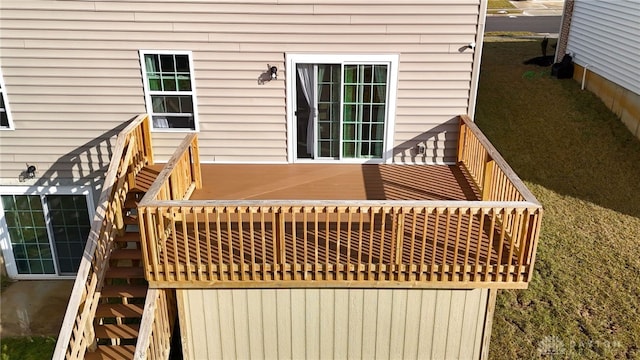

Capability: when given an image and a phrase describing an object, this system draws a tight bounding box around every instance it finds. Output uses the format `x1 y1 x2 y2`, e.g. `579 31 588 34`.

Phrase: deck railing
54 114 153 359
138 115 542 289
133 134 200 358
133 289 176 360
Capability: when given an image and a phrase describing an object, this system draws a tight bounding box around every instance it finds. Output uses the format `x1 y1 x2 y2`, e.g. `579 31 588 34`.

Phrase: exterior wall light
270 66 278 80
19 164 37 182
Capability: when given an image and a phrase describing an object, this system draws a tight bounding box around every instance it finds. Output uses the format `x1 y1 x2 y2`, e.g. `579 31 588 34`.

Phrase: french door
289 55 398 162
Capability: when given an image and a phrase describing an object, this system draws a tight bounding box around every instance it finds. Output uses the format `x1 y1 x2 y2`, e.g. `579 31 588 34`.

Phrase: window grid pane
342 64 387 159
317 65 341 158
143 52 196 130
1 195 55 274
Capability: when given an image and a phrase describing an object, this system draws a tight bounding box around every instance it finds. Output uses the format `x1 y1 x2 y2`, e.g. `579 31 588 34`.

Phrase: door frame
285 53 399 164
0 185 95 279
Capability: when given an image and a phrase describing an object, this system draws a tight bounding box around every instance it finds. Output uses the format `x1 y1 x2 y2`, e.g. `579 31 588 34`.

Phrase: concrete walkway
0 280 73 337
491 0 565 16
512 0 565 16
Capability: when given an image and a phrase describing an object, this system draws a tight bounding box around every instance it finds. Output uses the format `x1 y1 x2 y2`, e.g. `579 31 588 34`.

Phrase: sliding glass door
294 60 391 161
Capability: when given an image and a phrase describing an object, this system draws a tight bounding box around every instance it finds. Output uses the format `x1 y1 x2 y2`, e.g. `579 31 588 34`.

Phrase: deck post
457 116 467 163
481 158 495 201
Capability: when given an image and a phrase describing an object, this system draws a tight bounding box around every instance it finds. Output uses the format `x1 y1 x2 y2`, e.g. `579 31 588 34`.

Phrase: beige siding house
0 2 540 360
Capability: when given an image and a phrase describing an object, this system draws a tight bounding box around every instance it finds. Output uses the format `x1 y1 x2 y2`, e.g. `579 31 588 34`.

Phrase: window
287 54 398 163
0 70 14 130
0 189 93 277
140 51 198 131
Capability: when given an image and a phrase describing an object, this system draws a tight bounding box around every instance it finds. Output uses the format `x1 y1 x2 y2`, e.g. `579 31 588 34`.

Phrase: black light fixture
26 164 36 179
270 66 278 80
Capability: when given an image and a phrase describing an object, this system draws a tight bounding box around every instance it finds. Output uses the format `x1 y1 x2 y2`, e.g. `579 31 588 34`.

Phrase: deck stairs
85 170 156 360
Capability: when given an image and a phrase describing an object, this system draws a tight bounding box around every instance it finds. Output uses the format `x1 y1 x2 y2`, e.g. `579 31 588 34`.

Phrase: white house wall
566 0 640 95
0 0 485 185
178 288 491 360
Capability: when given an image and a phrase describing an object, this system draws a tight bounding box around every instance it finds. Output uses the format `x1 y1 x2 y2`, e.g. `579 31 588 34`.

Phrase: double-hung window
0 70 14 130
287 54 398 163
140 50 199 131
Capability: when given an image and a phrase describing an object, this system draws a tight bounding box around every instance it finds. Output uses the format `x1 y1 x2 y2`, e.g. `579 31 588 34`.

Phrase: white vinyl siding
179 288 491 360
0 70 14 130
0 0 484 182
566 0 640 95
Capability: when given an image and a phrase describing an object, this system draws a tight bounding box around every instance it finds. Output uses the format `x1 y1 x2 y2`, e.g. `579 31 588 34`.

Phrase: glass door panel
47 195 91 275
1 195 55 274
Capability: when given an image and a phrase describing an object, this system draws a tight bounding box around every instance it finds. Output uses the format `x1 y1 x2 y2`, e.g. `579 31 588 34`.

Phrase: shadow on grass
475 41 640 219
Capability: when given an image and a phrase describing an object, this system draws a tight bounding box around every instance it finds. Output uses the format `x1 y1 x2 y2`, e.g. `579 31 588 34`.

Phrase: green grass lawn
1 337 56 360
476 41 640 359
488 0 516 10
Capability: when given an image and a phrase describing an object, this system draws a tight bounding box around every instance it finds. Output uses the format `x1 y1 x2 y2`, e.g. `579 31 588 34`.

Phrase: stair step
124 193 143 209
95 324 140 340
114 232 141 243
96 303 144 319
85 345 135 360
123 215 138 225
101 284 148 299
111 249 142 260
106 266 145 280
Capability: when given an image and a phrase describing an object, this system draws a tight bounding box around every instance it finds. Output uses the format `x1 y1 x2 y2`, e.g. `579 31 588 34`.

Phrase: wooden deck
190 163 480 201
138 117 542 289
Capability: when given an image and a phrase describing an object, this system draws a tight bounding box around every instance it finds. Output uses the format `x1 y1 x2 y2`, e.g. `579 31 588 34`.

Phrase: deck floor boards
190 164 479 201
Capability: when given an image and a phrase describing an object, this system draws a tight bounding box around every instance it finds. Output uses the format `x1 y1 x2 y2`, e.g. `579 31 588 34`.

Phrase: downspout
581 64 589 90
467 0 488 120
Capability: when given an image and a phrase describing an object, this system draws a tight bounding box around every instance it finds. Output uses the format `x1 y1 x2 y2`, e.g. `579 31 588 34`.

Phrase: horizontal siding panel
0 19 172 32
174 23 387 34
1 29 211 42
0 10 135 22
9 103 144 113
313 5 478 15
95 2 315 13
132 12 352 24
396 71 471 81
4 67 142 78
7 86 143 97
3 77 143 88
9 95 142 105
1 0 96 11
397 98 468 108
398 80 471 90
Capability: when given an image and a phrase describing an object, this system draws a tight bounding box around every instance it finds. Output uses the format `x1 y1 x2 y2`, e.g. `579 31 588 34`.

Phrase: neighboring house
556 0 640 140
0 1 543 359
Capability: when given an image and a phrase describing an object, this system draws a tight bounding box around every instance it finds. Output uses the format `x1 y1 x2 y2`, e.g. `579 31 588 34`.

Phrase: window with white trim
140 51 198 131
287 54 398 163
0 190 93 277
0 70 14 130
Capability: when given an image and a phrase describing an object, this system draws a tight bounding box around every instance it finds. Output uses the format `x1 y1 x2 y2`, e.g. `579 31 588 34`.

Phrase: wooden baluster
482 157 496 201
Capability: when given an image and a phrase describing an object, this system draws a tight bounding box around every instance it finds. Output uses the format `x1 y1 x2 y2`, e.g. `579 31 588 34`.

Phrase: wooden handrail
458 115 540 204
139 202 542 289
134 289 176 360
54 114 153 360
